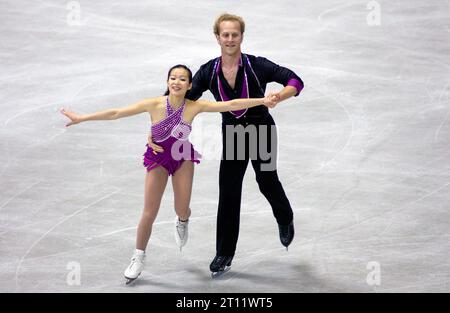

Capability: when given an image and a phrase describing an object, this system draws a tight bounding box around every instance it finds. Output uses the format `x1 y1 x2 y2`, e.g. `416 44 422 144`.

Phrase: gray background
1 0 449 292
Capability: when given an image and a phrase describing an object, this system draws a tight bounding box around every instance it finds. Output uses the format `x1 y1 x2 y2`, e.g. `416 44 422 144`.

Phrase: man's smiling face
215 20 244 57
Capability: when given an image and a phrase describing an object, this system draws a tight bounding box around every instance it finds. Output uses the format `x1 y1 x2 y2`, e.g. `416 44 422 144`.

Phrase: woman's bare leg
136 166 169 251
172 161 194 220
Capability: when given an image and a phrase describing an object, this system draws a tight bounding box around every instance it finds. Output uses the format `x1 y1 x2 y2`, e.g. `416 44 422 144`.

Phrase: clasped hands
263 92 281 108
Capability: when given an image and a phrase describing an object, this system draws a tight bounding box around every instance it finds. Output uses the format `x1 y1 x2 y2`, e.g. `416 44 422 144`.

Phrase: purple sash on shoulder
215 57 249 119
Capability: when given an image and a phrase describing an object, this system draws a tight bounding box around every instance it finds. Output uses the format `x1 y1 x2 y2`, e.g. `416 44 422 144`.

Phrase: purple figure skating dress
143 97 201 175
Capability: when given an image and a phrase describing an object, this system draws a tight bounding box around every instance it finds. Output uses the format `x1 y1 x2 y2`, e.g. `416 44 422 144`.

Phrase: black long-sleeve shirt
189 53 304 122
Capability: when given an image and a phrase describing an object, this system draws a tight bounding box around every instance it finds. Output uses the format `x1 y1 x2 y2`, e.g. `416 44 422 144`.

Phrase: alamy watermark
366 1 381 26
169 123 279 172
67 1 82 26
366 261 381 286
66 261 81 286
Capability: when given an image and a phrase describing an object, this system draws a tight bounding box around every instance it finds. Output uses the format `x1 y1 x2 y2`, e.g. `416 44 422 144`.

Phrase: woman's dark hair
163 64 194 100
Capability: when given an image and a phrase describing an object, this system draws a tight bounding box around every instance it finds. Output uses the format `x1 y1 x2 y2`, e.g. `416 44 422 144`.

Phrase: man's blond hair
213 13 245 35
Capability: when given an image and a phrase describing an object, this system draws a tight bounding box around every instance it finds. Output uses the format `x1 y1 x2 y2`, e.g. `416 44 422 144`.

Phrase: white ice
0 0 449 292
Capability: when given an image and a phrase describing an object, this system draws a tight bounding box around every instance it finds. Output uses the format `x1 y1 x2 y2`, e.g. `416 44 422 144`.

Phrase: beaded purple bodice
151 98 192 143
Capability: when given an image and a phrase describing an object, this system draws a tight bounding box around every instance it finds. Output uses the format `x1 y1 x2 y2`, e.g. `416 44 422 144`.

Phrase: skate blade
177 243 186 252
211 266 231 278
124 275 139 285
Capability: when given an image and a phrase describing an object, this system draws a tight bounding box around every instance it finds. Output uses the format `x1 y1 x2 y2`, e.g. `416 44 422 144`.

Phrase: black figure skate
209 255 233 278
278 221 295 251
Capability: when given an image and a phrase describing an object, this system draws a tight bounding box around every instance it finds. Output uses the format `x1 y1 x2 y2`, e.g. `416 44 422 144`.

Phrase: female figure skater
60 64 278 284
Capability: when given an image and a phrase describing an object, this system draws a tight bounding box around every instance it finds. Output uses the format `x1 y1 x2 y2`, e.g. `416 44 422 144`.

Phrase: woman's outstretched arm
60 97 160 127
194 93 279 114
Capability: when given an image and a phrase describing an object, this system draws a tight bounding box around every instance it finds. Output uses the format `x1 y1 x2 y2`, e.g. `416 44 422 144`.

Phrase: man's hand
147 133 164 154
263 92 281 108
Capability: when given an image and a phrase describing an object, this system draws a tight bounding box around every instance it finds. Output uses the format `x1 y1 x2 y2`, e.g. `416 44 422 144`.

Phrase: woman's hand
147 133 164 154
60 108 82 127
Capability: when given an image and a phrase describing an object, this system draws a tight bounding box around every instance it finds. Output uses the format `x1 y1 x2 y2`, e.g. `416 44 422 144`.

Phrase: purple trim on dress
287 78 304 96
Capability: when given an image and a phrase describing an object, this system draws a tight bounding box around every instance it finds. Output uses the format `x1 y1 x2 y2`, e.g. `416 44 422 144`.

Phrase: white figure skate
124 250 145 285
175 217 189 251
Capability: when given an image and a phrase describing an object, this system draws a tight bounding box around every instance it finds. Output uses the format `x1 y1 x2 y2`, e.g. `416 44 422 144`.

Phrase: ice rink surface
1 0 449 292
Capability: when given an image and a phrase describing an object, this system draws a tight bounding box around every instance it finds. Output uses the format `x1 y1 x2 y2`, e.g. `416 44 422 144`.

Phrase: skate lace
176 223 185 237
215 256 231 267
129 255 144 268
